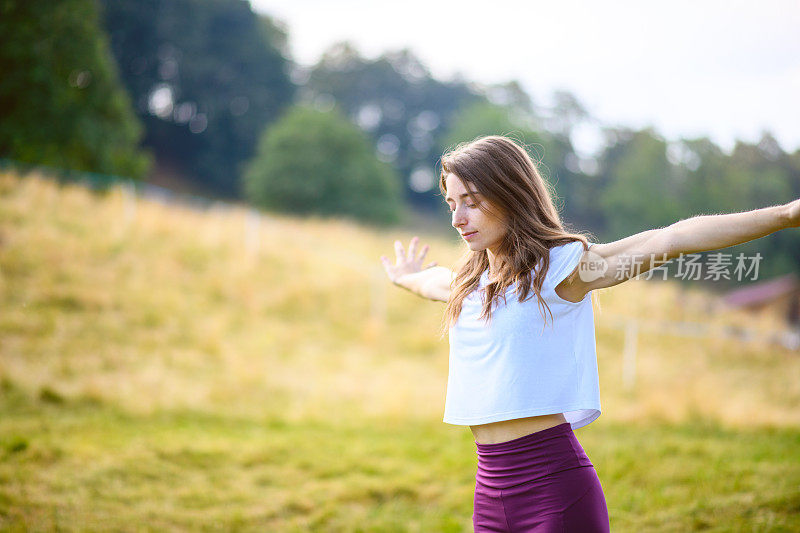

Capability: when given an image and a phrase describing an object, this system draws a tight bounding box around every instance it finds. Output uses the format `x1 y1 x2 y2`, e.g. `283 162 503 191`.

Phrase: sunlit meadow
1 172 798 531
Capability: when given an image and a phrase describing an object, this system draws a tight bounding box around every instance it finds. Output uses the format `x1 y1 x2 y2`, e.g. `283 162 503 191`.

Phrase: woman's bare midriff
470 413 568 444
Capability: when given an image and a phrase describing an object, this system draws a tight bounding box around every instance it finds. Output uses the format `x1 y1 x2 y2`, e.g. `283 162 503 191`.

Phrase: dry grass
1 171 799 531
6 170 795 427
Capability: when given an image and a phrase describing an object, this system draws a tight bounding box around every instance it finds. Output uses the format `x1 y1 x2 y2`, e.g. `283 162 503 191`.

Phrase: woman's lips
462 231 478 240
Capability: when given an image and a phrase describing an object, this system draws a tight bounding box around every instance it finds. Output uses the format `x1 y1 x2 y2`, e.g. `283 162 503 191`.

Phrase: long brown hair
438 135 594 339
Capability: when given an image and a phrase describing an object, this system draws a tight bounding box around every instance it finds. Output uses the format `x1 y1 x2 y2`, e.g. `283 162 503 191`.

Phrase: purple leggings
473 422 610 532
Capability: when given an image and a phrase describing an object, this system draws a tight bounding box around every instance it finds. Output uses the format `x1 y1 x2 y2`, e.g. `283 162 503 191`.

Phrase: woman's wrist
396 269 438 299
782 199 800 228
395 271 424 296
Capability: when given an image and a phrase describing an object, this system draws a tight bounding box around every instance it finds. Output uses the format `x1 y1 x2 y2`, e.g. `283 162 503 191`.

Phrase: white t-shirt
443 241 601 430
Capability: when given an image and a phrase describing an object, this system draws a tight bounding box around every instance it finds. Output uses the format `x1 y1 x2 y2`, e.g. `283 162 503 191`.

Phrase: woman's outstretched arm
559 200 800 300
658 201 798 255
381 236 453 302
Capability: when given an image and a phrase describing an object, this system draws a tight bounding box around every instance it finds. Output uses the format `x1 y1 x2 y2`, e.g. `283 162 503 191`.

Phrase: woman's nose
451 208 466 228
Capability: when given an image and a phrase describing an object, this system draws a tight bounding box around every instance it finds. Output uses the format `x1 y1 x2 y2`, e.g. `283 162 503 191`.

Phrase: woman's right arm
395 266 453 302
380 236 453 303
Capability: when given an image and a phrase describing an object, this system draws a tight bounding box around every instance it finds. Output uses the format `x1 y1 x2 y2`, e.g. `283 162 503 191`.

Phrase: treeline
2 0 799 282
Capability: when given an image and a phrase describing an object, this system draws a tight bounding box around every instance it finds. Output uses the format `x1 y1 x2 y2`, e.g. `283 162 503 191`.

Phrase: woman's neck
486 249 502 279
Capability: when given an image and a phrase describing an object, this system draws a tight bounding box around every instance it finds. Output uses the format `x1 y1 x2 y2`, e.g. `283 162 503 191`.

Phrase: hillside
1 171 798 531
1 171 797 427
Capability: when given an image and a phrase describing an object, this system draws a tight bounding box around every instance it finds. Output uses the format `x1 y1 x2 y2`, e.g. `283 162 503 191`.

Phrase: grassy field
1 172 799 531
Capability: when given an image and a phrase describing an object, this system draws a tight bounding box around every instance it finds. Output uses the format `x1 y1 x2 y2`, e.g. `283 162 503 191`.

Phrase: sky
251 0 800 156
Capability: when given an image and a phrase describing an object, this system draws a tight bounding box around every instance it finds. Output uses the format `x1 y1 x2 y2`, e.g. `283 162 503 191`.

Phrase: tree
547 90 590 138
0 0 149 178
100 0 294 197
305 43 479 208
721 134 796 279
595 129 799 285
597 128 684 238
438 100 527 150
243 106 403 225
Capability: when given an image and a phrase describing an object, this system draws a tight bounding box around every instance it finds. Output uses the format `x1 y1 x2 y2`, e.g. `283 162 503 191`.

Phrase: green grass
0 382 474 532
1 383 798 531
1 172 800 531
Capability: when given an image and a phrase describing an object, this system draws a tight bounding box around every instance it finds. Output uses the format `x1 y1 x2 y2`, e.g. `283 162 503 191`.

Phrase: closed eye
448 204 477 212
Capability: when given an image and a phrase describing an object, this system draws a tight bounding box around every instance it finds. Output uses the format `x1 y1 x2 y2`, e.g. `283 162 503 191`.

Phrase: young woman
380 135 799 532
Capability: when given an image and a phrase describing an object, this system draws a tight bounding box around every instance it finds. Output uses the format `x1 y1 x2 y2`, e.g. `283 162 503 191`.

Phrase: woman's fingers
394 240 405 263
418 243 429 264
408 236 419 261
386 237 433 275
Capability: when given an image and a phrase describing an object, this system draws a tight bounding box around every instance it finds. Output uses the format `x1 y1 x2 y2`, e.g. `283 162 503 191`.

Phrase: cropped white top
443 241 600 430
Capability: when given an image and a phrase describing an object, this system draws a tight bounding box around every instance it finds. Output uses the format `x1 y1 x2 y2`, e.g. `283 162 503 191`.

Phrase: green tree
306 43 479 208
597 128 685 238
728 134 792 209
0 0 149 178
100 0 294 198
670 137 729 216
595 129 798 285
720 134 795 279
244 106 403 225
439 100 528 150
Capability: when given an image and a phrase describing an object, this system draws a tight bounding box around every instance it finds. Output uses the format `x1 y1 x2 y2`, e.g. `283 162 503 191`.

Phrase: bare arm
394 266 453 302
558 200 798 301
380 236 453 302
662 203 793 256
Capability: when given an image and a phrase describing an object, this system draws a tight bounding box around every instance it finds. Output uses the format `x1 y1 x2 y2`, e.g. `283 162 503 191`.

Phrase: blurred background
1 0 799 530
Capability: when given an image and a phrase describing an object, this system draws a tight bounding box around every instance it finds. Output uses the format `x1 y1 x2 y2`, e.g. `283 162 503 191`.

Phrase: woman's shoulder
540 240 589 290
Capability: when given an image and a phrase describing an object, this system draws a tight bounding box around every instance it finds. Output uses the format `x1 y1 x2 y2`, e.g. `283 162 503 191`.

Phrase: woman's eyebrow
445 191 480 202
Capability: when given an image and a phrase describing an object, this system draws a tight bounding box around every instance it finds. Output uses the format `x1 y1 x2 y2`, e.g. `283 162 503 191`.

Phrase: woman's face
444 173 508 256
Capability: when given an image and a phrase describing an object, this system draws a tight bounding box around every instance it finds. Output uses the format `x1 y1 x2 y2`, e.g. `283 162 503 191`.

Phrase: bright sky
251 0 800 155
